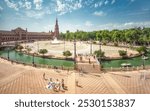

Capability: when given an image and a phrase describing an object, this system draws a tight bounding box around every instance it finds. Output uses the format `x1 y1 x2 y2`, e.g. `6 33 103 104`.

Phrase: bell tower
54 18 59 38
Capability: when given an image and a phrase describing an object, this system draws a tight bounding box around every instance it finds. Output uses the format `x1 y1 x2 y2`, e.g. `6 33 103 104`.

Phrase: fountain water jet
50 37 62 44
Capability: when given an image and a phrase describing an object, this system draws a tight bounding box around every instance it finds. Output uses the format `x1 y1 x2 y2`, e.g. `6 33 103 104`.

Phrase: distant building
53 18 59 39
0 18 60 45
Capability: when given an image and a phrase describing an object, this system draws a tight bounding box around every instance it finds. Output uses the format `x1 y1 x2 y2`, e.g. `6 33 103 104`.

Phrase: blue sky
0 0 150 32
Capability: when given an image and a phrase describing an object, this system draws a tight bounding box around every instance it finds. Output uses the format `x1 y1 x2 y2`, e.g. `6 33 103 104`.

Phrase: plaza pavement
0 58 150 94
22 41 138 58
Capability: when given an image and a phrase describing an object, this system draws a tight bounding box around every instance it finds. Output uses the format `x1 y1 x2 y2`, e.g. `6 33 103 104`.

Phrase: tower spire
53 2 59 39
54 18 59 38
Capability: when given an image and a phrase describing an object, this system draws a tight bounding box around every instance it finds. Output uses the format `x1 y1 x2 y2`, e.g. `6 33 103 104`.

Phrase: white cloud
94 1 103 8
56 0 66 13
94 0 111 8
4 0 32 11
18 0 32 10
74 1 82 9
111 0 116 4
0 6 3 11
97 21 150 30
24 6 52 19
85 21 93 27
61 21 150 32
93 11 106 16
45 21 150 33
56 0 82 15
104 0 109 5
25 10 45 19
4 0 19 11
43 25 54 32
99 1 103 7
24 0 32 10
94 3 98 8
33 0 43 10
130 0 135 2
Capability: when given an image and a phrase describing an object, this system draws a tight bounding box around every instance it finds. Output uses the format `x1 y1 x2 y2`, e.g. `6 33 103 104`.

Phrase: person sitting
53 79 60 92
46 78 54 90
60 79 68 91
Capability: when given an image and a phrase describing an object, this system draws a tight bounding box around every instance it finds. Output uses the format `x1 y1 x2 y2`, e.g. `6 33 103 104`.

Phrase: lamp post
99 38 101 64
64 36 65 52
74 35 76 69
7 47 10 60
90 39 92 55
32 53 35 65
37 41 39 52
142 52 145 69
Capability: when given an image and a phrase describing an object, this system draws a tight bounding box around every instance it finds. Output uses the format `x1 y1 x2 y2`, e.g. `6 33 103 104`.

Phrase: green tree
96 31 102 42
63 50 72 58
118 50 127 57
94 50 105 58
39 49 48 57
101 30 110 43
136 46 148 54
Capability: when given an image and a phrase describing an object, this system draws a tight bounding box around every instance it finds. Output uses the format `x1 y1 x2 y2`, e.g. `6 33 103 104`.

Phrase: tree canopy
63 50 72 58
60 27 150 46
39 49 48 56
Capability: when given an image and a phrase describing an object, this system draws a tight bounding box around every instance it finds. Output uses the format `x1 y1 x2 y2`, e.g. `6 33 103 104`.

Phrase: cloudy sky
0 0 150 32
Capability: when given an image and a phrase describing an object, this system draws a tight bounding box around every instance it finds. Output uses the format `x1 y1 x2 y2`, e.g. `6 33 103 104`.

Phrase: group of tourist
47 78 67 92
43 73 67 92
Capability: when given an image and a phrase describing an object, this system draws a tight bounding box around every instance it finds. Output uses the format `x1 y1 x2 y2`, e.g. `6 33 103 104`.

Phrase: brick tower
54 18 59 38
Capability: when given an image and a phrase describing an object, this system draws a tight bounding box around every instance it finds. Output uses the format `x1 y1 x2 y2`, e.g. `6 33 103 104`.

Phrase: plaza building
0 18 59 45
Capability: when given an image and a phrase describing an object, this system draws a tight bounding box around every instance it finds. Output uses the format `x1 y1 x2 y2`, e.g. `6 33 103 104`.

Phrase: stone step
102 74 126 94
77 63 100 73
65 73 76 94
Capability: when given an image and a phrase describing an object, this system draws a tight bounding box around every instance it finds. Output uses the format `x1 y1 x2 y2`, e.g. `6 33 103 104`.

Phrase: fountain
50 37 62 44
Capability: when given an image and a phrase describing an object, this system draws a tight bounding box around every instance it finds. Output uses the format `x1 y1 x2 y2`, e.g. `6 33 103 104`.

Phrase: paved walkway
102 74 126 94
66 73 76 94
1 58 150 94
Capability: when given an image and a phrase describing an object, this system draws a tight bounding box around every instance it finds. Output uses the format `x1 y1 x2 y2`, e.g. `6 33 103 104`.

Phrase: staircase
76 63 101 73
76 56 101 73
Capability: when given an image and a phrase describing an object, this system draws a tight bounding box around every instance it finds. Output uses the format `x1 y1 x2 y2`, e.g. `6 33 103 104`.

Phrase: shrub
93 41 97 44
16 45 23 51
39 49 48 56
63 50 72 58
94 50 105 58
118 50 127 57
114 42 118 46
136 46 147 54
103 42 107 45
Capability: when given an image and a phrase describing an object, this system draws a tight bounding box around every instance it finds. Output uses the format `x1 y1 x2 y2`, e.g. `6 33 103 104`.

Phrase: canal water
0 50 74 68
0 49 150 68
101 51 150 68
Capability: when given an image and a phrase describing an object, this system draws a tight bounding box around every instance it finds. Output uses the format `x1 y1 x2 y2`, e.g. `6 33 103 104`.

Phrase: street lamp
64 36 65 52
90 39 92 55
37 41 39 52
142 52 145 69
74 35 76 69
7 47 10 60
32 53 35 65
99 38 101 64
